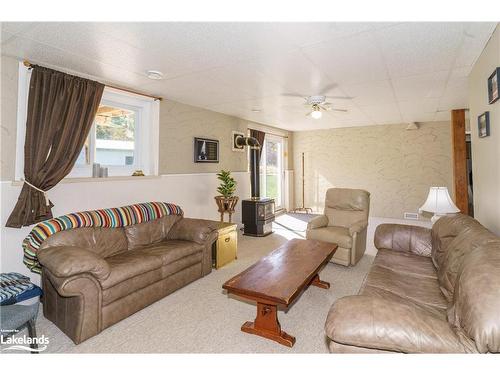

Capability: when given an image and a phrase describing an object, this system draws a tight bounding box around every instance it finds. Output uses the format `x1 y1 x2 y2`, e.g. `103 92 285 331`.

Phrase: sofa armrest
307 215 329 230
38 246 110 281
349 219 368 235
325 295 465 353
168 218 218 277
167 218 218 245
374 223 432 257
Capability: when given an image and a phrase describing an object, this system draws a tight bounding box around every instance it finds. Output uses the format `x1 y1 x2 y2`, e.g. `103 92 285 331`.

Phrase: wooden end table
222 239 337 347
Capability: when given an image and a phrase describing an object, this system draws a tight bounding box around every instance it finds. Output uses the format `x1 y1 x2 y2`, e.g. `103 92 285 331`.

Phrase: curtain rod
263 131 289 139
23 60 162 101
249 128 289 138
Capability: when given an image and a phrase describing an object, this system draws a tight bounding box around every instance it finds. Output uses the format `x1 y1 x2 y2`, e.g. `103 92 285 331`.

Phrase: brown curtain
6 65 104 228
249 129 265 158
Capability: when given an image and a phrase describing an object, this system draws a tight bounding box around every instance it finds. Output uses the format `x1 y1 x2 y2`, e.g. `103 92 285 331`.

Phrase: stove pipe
235 135 261 199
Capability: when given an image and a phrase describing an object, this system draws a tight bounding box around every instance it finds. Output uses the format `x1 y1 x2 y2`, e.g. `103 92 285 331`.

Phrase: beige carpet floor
10 214 418 353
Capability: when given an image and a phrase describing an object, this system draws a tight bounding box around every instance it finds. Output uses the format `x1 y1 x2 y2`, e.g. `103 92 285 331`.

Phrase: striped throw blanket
22 202 183 274
0 272 35 305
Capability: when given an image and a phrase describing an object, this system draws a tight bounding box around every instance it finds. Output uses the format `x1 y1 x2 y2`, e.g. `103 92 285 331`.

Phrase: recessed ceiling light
251 108 261 113
146 70 164 80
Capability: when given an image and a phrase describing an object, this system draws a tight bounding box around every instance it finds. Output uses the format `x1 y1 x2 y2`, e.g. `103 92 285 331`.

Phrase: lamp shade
419 187 460 214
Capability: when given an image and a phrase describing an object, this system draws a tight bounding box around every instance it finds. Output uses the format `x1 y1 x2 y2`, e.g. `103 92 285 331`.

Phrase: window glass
94 105 136 166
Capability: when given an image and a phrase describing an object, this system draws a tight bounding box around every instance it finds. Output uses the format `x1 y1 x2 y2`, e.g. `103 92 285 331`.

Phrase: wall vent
404 212 419 220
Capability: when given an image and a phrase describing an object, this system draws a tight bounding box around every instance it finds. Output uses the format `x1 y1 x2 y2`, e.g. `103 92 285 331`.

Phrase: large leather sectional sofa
37 215 217 344
325 214 500 353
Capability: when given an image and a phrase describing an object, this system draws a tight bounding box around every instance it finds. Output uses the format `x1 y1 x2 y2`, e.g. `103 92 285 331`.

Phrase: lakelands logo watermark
1 330 49 353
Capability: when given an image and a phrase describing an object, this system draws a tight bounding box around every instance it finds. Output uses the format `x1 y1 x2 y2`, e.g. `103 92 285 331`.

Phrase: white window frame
260 134 285 210
15 62 159 180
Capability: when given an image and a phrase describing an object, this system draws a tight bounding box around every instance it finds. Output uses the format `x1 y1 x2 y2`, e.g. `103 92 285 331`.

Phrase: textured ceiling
1 22 497 131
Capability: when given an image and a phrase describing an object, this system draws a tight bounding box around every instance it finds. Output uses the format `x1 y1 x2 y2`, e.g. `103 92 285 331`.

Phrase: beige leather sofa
325 214 500 353
306 188 370 266
37 215 217 344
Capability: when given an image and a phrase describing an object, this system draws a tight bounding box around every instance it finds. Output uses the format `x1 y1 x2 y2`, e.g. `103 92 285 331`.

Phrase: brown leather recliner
37 215 218 344
306 188 370 266
325 214 500 353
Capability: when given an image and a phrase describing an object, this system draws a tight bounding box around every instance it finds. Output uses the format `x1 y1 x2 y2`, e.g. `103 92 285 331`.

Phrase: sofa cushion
40 227 128 258
102 252 202 305
102 267 163 306
137 240 203 265
431 214 480 270
100 252 163 289
437 224 498 302
362 284 447 319
325 295 466 353
373 248 437 279
448 242 500 353
125 215 182 250
375 224 432 257
100 240 203 304
306 226 352 248
362 265 448 311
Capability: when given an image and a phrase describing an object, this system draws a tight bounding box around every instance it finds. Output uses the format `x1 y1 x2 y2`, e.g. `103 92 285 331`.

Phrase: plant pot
214 196 240 222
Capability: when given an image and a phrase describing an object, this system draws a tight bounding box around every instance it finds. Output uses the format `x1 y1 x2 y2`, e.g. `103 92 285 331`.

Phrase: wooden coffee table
222 238 337 347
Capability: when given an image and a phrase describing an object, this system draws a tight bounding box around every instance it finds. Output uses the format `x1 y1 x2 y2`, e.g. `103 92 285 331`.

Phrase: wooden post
451 109 468 215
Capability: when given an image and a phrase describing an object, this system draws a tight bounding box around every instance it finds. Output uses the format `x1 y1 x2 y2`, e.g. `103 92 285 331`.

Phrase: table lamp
419 187 460 224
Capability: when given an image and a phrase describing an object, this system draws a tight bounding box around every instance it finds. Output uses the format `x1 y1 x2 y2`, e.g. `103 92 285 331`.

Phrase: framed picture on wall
478 112 490 138
488 67 500 104
194 137 219 163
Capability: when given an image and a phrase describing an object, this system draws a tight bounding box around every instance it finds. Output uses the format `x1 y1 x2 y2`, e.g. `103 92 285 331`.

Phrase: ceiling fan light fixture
311 110 322 119
311 104 322 119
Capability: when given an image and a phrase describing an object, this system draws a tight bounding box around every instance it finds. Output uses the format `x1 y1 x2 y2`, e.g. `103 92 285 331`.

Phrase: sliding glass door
260 134 285 210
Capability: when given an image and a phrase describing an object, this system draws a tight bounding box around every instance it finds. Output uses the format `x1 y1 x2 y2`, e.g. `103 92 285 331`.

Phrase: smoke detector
406 122 419 130
146 70 164 80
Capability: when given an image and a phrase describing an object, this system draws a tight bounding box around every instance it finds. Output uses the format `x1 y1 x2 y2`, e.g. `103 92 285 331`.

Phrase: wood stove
242 198 275 236
235 135 275 236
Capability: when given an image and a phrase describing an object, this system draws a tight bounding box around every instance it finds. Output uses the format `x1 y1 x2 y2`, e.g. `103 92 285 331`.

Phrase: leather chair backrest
324 188 370 228
39 227 128 258
449 241 500 353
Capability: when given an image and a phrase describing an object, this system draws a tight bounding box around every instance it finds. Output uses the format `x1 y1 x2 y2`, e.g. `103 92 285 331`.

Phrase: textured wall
468 25 500 235
1 55 18 181
0 55 289 179
293 122 453 219
159 100 250 174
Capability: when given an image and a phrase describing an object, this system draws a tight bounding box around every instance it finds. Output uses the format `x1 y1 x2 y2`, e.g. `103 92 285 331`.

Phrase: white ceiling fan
282 83 351 119
303 96 348 119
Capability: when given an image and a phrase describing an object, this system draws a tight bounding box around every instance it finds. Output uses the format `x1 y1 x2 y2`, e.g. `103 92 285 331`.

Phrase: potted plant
215 170 239 222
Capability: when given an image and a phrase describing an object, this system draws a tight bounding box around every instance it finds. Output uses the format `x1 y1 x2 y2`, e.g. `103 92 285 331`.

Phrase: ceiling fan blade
332 108 348 112
325 95 354 100
282 93 306 98
319 105 330 111
305 111 313 117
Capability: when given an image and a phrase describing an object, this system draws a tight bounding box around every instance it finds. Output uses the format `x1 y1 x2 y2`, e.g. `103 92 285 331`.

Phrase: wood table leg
241 302 295 347
310 274 330 289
